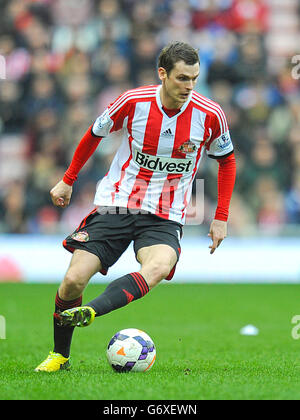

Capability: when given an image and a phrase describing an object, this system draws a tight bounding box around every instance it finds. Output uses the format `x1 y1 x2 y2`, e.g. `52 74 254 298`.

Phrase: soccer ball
106 328 156 372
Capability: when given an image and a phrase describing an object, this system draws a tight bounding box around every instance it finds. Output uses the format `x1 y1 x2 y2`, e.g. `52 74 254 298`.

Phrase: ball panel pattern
106 328 156 372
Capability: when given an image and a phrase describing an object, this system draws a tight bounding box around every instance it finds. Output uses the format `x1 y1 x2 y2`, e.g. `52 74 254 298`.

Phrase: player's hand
50 180 72 208
208 219 227 254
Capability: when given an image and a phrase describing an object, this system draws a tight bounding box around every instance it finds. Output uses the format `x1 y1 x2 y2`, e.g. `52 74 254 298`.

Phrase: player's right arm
50 180 73 208
50 125 102 208
50 92 131 208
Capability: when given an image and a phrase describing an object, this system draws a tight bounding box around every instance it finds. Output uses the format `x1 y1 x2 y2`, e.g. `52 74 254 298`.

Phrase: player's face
158 60 200 109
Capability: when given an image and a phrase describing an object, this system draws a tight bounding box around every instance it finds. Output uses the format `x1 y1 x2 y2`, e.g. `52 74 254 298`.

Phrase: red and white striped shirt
90 85 234 224
90 85 233 224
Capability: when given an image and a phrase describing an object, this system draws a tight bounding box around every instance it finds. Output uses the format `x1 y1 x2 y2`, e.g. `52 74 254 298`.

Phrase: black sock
53 292 82 358
86 272 149 317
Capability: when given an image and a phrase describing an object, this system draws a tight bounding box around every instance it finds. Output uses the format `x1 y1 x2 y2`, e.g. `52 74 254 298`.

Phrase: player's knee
144 261 171 287
61 270 86 299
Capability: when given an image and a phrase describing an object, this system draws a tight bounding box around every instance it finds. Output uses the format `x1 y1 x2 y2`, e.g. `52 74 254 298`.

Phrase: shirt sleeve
63 125 102 186
214 153 236 221
205 107 234 159
92 91 131 137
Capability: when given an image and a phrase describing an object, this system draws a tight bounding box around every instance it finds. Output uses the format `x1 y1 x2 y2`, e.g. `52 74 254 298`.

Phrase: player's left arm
208 152 236 254
205 108 236 254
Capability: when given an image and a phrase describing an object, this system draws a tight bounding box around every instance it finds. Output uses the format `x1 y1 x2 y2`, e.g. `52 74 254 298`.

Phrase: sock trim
130 272 149 296
55 293 82 311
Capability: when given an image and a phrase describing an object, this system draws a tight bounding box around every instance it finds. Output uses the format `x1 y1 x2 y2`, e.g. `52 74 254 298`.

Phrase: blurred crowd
0 0 300 236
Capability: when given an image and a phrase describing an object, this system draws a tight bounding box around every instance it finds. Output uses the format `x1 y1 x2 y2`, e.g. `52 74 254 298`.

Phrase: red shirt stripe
156 103 193 219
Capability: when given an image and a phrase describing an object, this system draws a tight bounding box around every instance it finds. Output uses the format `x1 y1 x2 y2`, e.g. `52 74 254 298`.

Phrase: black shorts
63 207 183 280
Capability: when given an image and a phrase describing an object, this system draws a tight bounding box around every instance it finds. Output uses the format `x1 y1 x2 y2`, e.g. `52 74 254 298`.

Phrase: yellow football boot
34 351 70 372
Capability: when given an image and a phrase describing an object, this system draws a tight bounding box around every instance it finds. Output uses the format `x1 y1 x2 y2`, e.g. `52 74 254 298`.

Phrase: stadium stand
0 0 299 237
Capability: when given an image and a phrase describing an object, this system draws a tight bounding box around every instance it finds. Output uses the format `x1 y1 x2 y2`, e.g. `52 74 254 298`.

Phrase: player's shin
86 272 149 316
53 292 82 358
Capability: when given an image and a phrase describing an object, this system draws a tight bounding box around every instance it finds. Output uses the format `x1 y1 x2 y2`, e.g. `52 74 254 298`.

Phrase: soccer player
35 42 236 372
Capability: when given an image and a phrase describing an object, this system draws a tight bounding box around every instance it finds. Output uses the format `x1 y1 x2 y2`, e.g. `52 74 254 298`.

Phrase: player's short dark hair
158 42 200 75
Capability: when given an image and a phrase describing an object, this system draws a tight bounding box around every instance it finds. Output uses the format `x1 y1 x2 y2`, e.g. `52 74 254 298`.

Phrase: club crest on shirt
178 140 196 154
71 231 89 242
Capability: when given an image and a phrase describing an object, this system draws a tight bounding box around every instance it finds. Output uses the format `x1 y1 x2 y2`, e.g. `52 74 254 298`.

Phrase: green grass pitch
1 282 300 400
